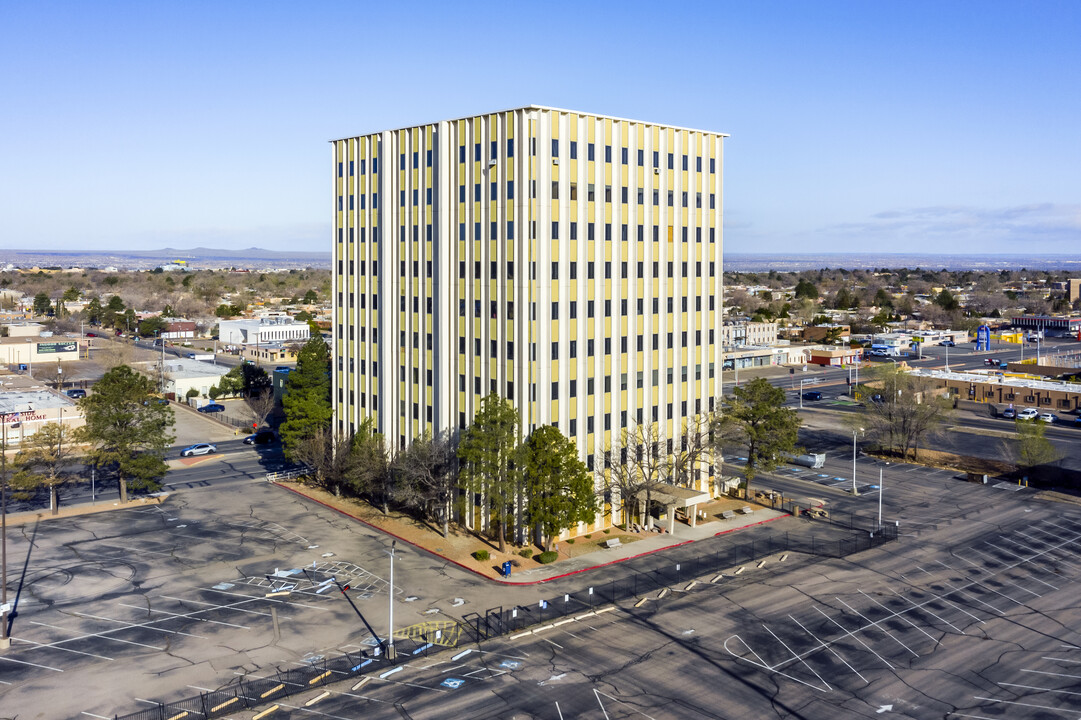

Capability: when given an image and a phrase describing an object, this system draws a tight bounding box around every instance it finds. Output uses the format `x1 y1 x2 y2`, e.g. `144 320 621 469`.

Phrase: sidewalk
496 509 788 584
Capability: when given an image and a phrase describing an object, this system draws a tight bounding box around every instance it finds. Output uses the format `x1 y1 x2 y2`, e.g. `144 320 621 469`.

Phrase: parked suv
1016 408 1039 421
244 430 278 445
64 388 87 399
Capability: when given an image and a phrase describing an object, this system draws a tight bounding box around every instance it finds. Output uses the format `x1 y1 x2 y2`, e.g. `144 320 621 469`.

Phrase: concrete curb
3 493 171 528
270 482 789 586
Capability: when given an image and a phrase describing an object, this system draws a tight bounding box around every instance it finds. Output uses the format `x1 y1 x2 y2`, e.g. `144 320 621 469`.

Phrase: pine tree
519 425 596 551
77 365 175 502
280 335 332 459
458 393 519 552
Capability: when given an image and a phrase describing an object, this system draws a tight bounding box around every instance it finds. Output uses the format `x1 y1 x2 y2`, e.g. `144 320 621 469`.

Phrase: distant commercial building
1010 315 1081 338
0 376 83 446
799 325 850 343
0 337 81 366
332 106 726 501
160 318 196 340
218 313 311 346
133 358 231 400
720 321 777 347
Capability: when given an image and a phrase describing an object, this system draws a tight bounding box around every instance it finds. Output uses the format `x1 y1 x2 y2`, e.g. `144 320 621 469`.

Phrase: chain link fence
113 518 895 720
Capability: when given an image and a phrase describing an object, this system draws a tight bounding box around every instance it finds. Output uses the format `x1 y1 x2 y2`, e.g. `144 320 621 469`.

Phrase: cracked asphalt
2 450 1080 719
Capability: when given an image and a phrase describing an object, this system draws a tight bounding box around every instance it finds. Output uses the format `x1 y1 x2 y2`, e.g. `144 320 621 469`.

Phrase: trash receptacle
501 561 512 577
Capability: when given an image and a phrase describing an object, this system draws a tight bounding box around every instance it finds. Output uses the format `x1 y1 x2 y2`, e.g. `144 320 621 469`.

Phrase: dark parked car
244 430 278 445
65 388 87 399
801 391 822 401
197 403 226 413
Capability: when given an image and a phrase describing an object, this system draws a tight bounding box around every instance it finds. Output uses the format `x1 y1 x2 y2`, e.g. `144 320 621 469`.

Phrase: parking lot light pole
386 540 396 659
852 428 863 496
878 463 888 530
1 412 10 650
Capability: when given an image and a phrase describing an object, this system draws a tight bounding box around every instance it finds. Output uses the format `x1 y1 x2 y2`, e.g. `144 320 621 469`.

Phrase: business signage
37 342 78 354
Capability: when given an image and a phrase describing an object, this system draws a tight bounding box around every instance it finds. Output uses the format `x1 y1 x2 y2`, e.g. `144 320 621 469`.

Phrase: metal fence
113 522 895 720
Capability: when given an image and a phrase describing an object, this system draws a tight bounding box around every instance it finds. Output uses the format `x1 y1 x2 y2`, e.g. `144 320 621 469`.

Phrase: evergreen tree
76 365 175 502
457 393 519 552
716 377 801 481
280 335 332 459
519 425 596 551
32 292 52 316
11 423 75 515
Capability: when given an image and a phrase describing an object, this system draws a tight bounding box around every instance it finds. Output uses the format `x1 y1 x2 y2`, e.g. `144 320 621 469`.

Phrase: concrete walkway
496 508 788 584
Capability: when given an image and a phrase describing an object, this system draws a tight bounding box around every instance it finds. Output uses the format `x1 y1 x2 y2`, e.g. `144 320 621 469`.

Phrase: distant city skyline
1 1 1077 254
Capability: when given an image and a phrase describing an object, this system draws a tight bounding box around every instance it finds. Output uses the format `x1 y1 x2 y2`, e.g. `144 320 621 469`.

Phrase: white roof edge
330 105 730 143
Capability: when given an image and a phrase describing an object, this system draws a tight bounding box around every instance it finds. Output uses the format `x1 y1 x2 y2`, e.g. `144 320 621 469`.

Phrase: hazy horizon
2 1 1078 255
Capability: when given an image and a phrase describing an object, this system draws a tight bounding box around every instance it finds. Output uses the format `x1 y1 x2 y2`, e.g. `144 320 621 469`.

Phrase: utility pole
386 540 397 659
1 412 10 650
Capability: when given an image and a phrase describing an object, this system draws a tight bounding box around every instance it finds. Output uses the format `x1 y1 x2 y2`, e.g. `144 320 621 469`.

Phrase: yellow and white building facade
332 106 725 497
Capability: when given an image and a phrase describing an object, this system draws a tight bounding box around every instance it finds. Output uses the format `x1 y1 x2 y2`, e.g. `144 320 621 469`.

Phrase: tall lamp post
386 540 397 659
852 427 863 496
878 462 889 531
1 410 12 650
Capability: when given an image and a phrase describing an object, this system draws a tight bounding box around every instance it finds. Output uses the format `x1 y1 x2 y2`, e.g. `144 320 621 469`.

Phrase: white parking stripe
788 614 867 683
812 606 895 670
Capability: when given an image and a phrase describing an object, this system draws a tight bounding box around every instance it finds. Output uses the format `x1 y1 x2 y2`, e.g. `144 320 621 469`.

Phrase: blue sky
2 0 1078 255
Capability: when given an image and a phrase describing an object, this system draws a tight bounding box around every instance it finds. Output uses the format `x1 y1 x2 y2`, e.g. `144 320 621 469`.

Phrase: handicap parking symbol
498 660 522 670
441 678 465 689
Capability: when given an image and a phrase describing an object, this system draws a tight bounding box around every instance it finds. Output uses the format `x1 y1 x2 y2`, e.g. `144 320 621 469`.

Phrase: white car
1038 412 1057 424
1016 408 1039 421
181 443 217 457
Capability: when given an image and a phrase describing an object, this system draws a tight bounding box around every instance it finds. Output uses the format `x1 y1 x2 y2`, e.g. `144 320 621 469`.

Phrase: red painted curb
272 482 792 586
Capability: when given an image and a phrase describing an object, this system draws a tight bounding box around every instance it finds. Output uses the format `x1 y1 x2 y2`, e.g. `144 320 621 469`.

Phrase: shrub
602 528 612 534
566 538 575 544
472 549 489 562
538 551 558 564
185 388 199 399
518 548 533 559
584 534 592 539
616 523 626 531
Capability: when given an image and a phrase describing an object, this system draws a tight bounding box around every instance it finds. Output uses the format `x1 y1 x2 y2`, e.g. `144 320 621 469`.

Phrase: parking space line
998 681 1081 698
204 586 334 612
13 636 115 660
71 611 207 640
888 589 965 634
0 654 64 672
1022 668 1081 680
159 594 281 619
858 590 938 644
972 695 1077 715
981 544 1060 591
812 606 895 670
117 603 251 629
1042 656 1081 664
788 614 867 684
835 597 919 658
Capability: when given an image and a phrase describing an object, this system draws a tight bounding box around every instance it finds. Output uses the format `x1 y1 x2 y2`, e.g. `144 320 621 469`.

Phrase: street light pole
852 428 862 496
1 412 9 650
878 464 886 530
386 540 396 659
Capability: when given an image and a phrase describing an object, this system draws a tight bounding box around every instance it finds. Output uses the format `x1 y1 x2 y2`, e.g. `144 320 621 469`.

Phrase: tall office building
332 106 724 496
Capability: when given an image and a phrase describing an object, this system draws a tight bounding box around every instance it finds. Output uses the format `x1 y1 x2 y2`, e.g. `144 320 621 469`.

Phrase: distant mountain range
2 248 1079 273
0 247 332 270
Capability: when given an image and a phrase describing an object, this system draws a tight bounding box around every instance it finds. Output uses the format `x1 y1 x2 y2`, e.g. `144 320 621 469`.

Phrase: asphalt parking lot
3 451 1081 719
